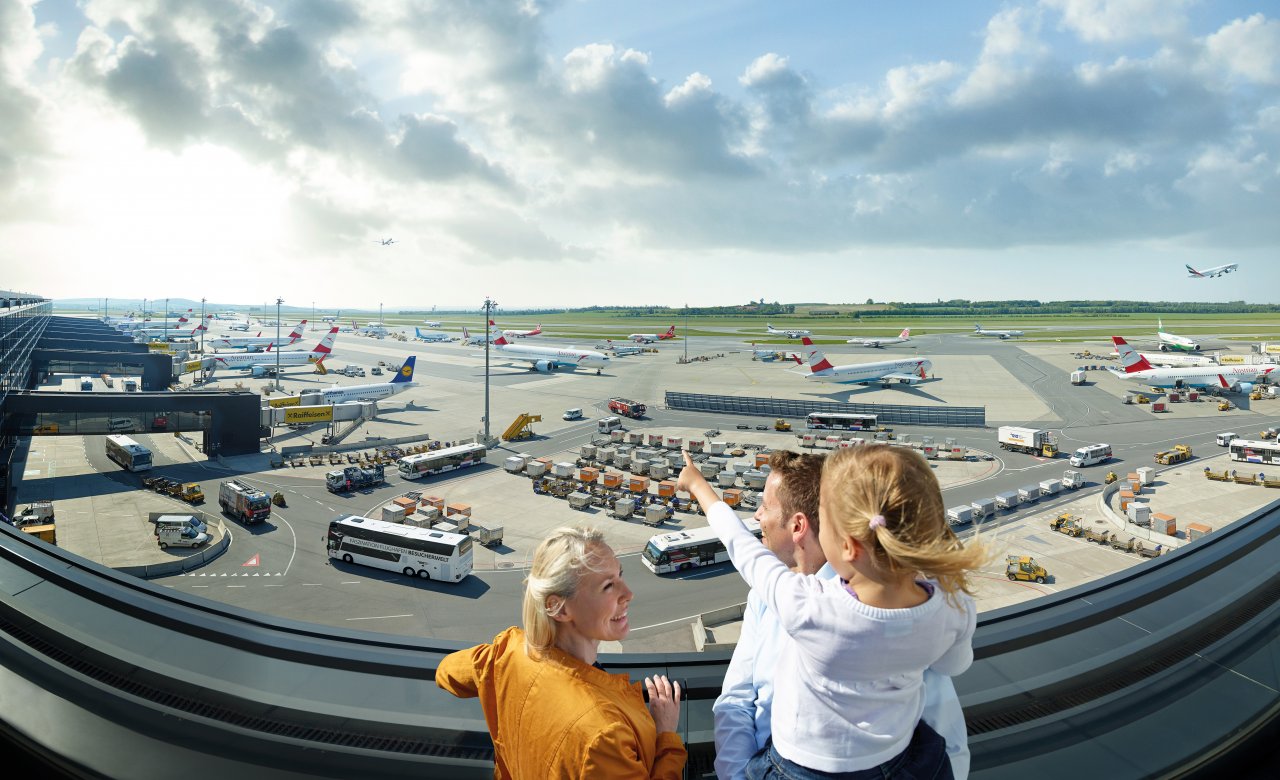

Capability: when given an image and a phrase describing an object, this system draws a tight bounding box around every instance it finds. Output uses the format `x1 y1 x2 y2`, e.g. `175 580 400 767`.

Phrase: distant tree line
399 300 1279 317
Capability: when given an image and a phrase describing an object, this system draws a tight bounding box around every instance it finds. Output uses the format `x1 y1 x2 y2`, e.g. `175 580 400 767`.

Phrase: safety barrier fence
665 390 987 428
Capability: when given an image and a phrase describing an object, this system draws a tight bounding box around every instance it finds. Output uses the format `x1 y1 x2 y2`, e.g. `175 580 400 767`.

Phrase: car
563 408 584 421
756 425 769 431
736 424 750 429
371 367 383 375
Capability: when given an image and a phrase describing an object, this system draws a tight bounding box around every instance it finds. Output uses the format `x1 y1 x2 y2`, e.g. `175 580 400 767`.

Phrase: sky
3 0 1279 309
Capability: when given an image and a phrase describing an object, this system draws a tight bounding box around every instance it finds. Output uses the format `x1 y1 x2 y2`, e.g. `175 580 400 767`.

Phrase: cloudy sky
3 0 1278 308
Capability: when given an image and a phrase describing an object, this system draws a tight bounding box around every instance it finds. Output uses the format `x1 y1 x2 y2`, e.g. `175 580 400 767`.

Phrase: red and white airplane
207 320 308 352
794 337 931 386
1110 336 1275 392
846 328 911 348
1186 263 1238 278
502 323 543 338
629 325 676 344
211 327 338 375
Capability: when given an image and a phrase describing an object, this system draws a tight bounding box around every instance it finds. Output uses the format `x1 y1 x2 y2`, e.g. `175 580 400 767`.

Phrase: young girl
678 445 986 778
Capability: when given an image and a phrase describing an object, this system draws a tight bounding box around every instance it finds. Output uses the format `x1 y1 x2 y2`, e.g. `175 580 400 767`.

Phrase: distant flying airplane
794 337 931 386
502 324 543 339
484 333 610 374
1156 319 1201 352
375 238 396 246
1110 337 1273 392
973 323 1023 339
629 325 676 344
1186 263 1237 278
414 327 451 342
846 328 910 348
767 323 811 339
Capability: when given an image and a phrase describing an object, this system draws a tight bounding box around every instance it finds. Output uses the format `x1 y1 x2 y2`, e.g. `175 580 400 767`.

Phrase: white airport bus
105 434 153 472
642 518 763 574
326 515 474 582
1227 439 1280 467
805 412 878 431
396 443 487 480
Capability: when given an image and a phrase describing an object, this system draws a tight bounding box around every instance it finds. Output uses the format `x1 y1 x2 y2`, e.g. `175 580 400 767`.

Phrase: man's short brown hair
767 450 826 533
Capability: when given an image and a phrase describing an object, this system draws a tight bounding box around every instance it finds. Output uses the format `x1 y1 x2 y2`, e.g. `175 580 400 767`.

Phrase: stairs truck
608 398 647 419
325 464 386 493
218 480 272 525
998 426 1058 457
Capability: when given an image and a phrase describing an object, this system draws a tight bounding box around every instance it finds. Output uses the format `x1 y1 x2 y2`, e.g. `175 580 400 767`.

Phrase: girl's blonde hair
522 526 609 654
821 446 988 601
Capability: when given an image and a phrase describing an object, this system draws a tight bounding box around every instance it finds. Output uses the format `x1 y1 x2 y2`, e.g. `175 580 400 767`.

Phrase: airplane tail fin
493 333 511 346
414 327 425 338
461 326 470 339
974 323 982 331
900 328 910 339
1112 337 1154 372
1186 265 1202 277
800 337 834 373
287 320 307 340
313 327 338 355
391 356 416 383
666 325 675 337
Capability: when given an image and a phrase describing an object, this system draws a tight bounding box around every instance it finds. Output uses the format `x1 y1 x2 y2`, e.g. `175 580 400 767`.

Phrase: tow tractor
1005 555 1048 584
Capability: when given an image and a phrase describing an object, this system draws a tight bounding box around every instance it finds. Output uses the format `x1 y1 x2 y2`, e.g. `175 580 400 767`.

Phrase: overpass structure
0 499 1275 779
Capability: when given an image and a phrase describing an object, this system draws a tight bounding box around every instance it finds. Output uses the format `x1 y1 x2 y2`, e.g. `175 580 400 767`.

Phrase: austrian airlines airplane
1110 337 1275 392
211 327 338 375
207 321 308 351
795 337 931 386
488 334 610 374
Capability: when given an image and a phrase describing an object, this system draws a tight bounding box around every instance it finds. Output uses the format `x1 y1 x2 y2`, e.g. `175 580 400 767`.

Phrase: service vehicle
218 480 272 524
1216 432 1238 447
107 417 135 432
397 443 487 480
327 514 473 582
1069 443 1112 468
998 426 1058 457
1227 438 1280 467
371 366 383 375
122 378 139 392
166 482 205 504
597 416 623 434
805 412 878 431
1049 514 1083 537
1154 444 1193 465
1006 555 1048 584
79 376 93 391
1062 470 1085 489
153 514 208 535
15 500 54 527
608 398 647 419
562 408 584 421
20 524 56 544
156 525 210 549
642 518 764 573
1261 426 1280 441
1070 370 1087 385
774 419 792 432
326 464 387 493
105 435 153 472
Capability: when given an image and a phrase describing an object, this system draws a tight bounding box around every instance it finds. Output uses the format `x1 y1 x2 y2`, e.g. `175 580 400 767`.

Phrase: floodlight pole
199 297 206 354
684 304 688 363
275 297 283 391
482 297 497 443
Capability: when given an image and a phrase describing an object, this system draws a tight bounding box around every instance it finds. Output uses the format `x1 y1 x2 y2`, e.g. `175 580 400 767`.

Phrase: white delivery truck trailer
997 426 1058 457
1070 370 1087 385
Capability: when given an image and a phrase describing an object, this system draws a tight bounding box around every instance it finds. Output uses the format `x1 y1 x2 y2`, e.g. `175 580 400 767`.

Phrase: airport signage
284 406 333 424
183 360 203 372
1218 355 1245 364
268 396 302 409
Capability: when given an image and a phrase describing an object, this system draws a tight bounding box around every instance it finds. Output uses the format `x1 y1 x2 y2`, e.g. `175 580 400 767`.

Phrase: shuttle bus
105 435 153 472
1227 439 1280 467
642 519 763 574
326 515 473 582
396 443 487 480
805 412 878 431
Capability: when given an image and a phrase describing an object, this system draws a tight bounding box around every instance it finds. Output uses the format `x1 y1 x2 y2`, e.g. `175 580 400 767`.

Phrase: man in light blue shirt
712 451 969 779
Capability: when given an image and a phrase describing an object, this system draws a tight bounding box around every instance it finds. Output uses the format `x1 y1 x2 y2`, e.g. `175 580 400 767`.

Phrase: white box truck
1070 370 1087 385
998 426 1058 457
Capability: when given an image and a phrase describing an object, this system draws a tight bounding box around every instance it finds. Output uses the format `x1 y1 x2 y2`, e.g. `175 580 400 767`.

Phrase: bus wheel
342 554 353 564
679 563 692 572
403 567 415 577
159 542 168 550
417 569 431 580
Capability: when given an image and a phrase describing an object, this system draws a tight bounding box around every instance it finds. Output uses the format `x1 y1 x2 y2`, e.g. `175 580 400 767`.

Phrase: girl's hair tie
868 515 886 529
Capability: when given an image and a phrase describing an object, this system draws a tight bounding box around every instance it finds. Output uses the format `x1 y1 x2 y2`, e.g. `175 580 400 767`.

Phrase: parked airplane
606 340 644 356
227 321 252 332
767 323 812 339
1186 263 1237 278
207 321 308 352
137 322 208 343
422 320 442 327
1156 319 1200 352
1110 337 1274 392
211 328 338 375
117 310 192 333
487 334 610 374
322 311 341 323
353 321 389 337
973 323 1023 339
847 328 911 348
132 314 211 339
795 337 931 386
414 327 451 342
629 325 676 344
460 326 495 346
502 324 543 338
314 356 417 403
1110 350 1217 368
213 311 241 320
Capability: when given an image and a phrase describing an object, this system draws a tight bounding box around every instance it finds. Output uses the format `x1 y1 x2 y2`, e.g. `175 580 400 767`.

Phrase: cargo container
970 498 996 521
657 480 676 498
649 463 671 480
628 476 651 494
602 472 623 488
946 505 974 526
644 504 672 526
1128 503 1151 526
552 462 575 478
1038 478 1062 497
504 456 526 473
995 491 1021 511
723 489 743 508
742 470 767 489
716 471 737 487
1017 485 1042 504
568 492 593 511
1151 512 1176 535
1186 522 1212 541
580 467 599 483
613 498 636 518
1136 467 1155 486
525 460 548 477
382 505 406 523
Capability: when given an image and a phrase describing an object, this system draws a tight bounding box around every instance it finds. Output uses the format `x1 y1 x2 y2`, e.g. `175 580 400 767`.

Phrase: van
153 514 208 535
597 416 622 433
1069 443 1112 468
122 378 138 392
156 526 210 549
107 417 135 432
80 377 93 391
1216 432 1238 447
563 408 584 421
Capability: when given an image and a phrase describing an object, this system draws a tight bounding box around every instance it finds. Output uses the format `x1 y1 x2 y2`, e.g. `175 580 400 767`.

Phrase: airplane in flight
207 321 308 352
502 324 543 339
795 337 931 386
210 328 339 376
767 323 812 339
374 238 396 246
846 328 911 348
414 327 451 342
1110 337 1274 392
1156 319 1201 352
1186 263 1237 278
486 333 610 374
973 323 1024 339
629 325 676 344
314 356 418 403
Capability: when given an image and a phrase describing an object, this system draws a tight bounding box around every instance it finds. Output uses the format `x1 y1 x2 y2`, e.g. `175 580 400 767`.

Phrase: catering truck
218 480 272 525
997 426 1058 457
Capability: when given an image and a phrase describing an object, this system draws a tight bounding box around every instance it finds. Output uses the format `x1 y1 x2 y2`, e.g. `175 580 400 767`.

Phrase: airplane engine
1235 382 1253 394
250 366 268 378
534 360 554 373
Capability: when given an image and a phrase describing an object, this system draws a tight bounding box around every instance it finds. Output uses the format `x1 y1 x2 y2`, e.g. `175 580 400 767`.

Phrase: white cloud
1043 0 1193 43
1206 13 1280 85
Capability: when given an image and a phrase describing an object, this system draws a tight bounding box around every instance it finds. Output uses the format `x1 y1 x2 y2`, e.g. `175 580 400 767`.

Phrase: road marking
346 614 414 621
631 614 703 632
227 584 246 588
340 580 360 584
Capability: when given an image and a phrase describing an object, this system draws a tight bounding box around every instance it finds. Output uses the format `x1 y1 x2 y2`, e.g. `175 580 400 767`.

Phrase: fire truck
607 398 646 418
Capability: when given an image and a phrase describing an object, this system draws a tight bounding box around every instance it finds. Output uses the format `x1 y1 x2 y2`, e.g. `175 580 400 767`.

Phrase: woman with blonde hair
679 445 987 779
436 526 686 779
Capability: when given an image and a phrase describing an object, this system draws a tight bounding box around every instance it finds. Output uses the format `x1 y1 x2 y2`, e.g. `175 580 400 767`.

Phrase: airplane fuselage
805 358 931 385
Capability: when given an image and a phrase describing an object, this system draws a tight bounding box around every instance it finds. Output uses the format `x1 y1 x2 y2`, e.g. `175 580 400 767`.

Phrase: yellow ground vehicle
1154 444 1193 465
502 413 542 441
1104 472 1119 484
167 483 205 504
1135 395 1150 404
20 524 57 545
1049 514 1083 537
1218 400 1234 411
1006 555 1048 584
774 419 792 431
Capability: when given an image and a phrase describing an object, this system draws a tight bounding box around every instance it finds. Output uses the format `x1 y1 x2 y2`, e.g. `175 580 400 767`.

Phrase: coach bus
396 443 487 480
642 518 763 574
1227 439 1280 467
805 412 878 431
326 515 473 582
105 434 153 472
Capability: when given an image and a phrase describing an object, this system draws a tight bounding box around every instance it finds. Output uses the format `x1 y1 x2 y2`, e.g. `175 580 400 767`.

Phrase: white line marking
346 614 414 621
